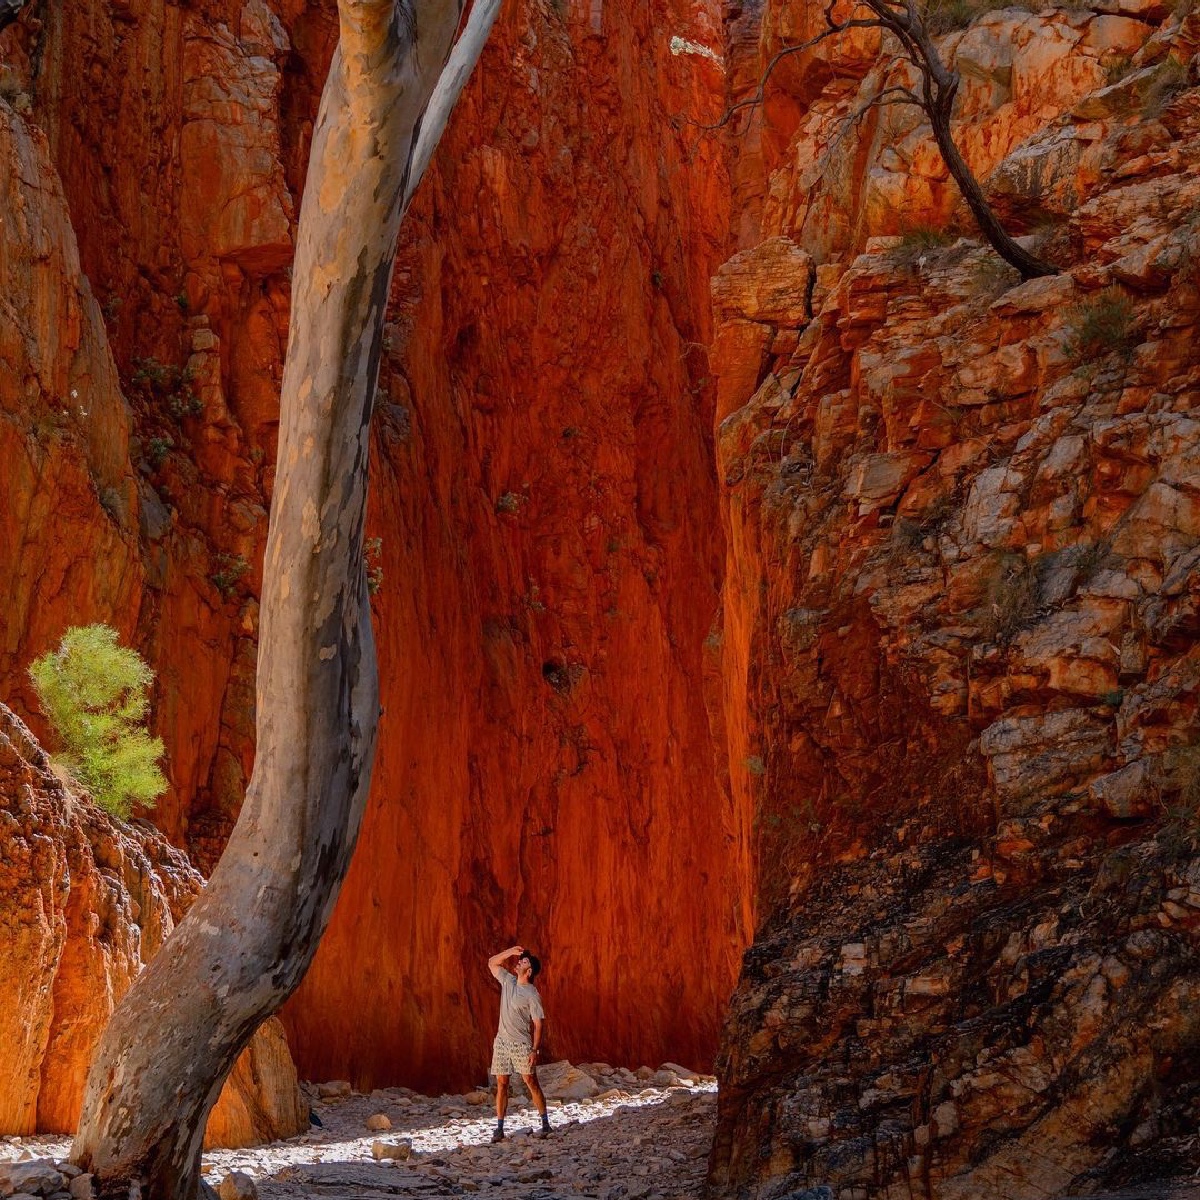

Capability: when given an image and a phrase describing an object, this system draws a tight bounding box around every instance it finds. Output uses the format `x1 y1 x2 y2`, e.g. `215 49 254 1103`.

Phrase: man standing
487 943 551 1142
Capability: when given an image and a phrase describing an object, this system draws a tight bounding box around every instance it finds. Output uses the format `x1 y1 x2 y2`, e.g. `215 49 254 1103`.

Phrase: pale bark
71 2 495 1196
405 0 503 206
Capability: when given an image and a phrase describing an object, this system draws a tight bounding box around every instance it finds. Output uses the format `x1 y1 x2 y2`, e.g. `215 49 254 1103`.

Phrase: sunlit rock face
708 0 1200 1195
285 0 749 1092
0 704 305 1146
1 0 747 1099
4 0 327 857
0 97 144 737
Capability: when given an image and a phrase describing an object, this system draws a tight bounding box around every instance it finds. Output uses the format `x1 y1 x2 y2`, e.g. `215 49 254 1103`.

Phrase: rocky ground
4 1065 1200 1200
0 1062 716 1200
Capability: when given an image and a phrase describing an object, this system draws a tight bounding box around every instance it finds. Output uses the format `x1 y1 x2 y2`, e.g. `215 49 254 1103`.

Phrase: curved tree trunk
71 3 494 1196
927 100 1057 280
899 12 1057 281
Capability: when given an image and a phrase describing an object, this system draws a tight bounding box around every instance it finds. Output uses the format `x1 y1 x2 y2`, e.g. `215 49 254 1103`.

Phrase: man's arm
488 944 524 981
527 1016 544 1071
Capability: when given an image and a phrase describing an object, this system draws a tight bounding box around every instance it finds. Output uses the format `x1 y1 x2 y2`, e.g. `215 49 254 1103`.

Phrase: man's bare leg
493 1075 510 1142
521 1073 552 1135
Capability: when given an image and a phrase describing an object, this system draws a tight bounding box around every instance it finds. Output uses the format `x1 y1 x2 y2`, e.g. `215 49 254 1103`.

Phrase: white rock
0 1163 65 1195
536 1061 601 1102
657 1063 701 1083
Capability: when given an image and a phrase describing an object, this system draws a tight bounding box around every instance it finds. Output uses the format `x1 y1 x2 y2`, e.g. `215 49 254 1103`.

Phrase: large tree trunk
71 2 496 1196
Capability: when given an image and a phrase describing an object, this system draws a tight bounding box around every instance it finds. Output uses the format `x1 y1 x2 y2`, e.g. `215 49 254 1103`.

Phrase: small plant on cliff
888 225 956 272
211 553 251 599
1063 287 1139 365
1144 57 1190 118
922 0 1031 35
1104 54 1135 86
967 252 1020 304
365 537 384 597
29 625 167 819
146 435 174 470
981 552 1047 643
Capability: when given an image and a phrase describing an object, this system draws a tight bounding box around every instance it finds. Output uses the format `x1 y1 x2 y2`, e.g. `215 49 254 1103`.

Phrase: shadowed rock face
0 703 305 1146
708 1 1200 1195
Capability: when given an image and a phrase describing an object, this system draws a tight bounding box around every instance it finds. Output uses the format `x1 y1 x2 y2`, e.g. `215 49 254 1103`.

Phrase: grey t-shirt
496 969 545 1048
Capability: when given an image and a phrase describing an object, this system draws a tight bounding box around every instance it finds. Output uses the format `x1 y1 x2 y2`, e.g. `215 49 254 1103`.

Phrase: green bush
923 0 1032 35
1063 287 1139 364
29 625 167 818
211 553 250 599
888 225 956 271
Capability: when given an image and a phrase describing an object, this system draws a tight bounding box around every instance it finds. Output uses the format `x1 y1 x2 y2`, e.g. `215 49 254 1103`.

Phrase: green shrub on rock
29 624 167 818
1064 287 1139 364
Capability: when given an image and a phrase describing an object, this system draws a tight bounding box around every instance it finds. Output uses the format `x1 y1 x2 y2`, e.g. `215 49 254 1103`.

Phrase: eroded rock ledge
710 2 1200 1195
0 703 305 1147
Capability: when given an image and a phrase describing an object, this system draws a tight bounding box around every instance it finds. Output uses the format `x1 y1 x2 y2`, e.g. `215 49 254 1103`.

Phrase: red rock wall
0 703 305 1146
707 2 1200 1194
1 0 748 1097
286 0 746 1092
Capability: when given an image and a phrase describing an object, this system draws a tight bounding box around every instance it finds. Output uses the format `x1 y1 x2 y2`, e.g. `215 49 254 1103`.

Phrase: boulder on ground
371 1139 412 1162
217 1172 258 1200
535 1061 601 1102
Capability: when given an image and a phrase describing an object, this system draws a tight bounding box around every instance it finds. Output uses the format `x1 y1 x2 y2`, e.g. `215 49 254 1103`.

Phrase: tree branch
69 1 501 1195
688 16 885 133
691 0 1057 278
404 0 504 207
814 81 923 176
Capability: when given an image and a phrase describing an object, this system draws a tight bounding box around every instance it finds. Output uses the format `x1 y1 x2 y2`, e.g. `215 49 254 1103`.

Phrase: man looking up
487 943 550 1142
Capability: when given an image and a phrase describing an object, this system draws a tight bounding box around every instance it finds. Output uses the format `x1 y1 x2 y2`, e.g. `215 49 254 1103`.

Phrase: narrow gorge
1 0 1198 1195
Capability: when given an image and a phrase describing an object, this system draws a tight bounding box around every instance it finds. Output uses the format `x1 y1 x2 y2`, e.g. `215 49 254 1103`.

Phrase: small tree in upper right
716 0 1059 279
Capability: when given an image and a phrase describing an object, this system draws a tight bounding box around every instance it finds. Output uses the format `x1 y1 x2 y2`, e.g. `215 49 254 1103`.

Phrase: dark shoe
491 1127 505 1143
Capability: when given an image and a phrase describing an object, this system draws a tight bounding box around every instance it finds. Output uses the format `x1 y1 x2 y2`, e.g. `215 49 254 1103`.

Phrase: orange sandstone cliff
0 702 304 1146
283 0 745 1092
708 2 1200 1195
0 0 745 1101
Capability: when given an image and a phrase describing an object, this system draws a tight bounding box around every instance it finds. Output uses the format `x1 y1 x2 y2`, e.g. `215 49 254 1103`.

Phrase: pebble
0 1064 719 1200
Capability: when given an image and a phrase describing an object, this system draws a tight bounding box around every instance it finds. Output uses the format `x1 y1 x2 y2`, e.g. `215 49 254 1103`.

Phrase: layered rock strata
0 703 305 1146
709 5 1200 1196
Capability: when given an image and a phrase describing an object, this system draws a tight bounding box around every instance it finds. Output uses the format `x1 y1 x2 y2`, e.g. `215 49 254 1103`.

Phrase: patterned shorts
490 1035 535 1078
